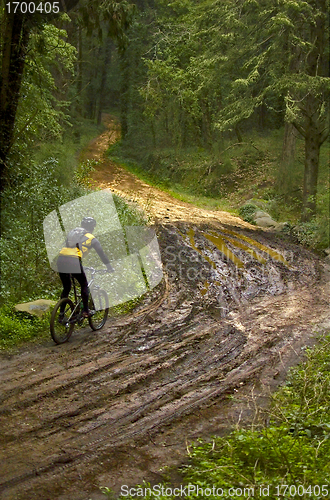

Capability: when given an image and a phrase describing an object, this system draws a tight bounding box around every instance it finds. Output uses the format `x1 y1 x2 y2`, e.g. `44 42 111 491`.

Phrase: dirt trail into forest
1 115 329 500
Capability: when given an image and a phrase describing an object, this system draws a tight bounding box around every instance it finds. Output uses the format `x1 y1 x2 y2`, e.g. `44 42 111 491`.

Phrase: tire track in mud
0 315 266 497
1 117 329 499
1 238 329 499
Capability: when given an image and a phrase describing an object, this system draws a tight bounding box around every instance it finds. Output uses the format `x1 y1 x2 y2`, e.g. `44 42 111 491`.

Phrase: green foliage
33 119 105 184
238 204 257 224
290 218 330 250
74 159 98 188
77 0 135 46
118 0 329 223
14 22 77 151
178 426 330 498
113 194 147 227
273 339 330 436
0 305 49 350
0 157 86 304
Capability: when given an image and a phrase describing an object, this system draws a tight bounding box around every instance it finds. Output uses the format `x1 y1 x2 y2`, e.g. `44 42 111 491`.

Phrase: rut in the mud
0 217 329 500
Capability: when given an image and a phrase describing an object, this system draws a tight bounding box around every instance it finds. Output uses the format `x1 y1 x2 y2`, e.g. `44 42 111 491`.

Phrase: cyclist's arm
91 238 114 271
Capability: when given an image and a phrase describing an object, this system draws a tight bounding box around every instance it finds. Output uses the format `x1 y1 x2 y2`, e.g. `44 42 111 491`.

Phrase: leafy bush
0 306 49 349
238 203 257 224
291 220 330 250
0 157 86 304
74 159 98 188
113 194 147 227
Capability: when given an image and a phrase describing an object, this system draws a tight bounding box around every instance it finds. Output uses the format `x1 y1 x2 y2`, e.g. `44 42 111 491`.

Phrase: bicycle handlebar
83 267 109 275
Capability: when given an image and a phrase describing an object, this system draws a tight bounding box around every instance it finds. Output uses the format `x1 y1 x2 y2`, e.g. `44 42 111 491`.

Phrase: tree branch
292 121 306 139
320 128 329 145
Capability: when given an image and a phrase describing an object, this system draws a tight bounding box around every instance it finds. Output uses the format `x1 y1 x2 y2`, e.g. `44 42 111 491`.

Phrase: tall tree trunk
96 41 112 125
258 101 266 130
301 125 320 222
297 0 328 221
277 121 297 195
76 24 83 116
281 121 297 165
0 1 80 190
234 125 243 143
0 13 30 188
120 54 129 139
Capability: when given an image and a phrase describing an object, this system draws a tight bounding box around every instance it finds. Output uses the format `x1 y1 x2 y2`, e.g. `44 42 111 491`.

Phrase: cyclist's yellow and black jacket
57 230 110 275
59 232 96 260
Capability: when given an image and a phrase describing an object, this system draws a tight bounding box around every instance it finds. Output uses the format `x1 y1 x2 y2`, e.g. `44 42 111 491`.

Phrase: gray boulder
239 202 288 231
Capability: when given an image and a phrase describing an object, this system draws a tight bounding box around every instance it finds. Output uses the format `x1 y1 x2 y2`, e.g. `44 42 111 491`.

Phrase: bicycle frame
69 267 107 323
50 266 109 344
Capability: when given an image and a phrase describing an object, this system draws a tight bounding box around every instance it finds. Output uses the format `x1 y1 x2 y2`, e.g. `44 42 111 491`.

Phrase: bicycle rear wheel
88 290 109 331
50 298 75 344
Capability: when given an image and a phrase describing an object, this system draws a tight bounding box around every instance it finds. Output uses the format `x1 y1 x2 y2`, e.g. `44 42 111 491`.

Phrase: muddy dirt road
0 116 329 500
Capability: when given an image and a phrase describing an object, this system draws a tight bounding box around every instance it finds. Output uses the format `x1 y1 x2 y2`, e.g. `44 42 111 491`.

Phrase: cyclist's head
81 217 96 233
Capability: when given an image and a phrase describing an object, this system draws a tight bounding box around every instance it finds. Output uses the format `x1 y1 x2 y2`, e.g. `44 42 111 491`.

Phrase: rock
254 215 278 228
14 299 56 318
254 210 271 219
240 203 288 232
324 248 330 256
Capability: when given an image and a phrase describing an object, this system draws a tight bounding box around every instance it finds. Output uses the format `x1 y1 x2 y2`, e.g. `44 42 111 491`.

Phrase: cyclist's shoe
82 311 93 318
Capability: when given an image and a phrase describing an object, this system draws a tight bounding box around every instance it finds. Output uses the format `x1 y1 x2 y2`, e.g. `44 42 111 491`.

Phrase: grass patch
108 143 239 215
101 334 330 499
0 305 50 350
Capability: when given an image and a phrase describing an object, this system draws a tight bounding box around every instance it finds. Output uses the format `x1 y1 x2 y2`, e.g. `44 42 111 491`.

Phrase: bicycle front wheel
50 298 75 344
88 290 109 331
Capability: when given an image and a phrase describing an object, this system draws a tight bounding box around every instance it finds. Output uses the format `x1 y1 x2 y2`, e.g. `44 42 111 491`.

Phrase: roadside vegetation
105 0 329 254
101 334 330 499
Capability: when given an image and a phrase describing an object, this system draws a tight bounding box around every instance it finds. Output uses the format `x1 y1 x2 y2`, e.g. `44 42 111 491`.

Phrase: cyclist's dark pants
59 272 89 313
57 255 89 313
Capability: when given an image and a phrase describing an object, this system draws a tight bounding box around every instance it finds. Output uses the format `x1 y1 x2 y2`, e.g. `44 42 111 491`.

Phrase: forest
1 0 329 307
0 0 330 497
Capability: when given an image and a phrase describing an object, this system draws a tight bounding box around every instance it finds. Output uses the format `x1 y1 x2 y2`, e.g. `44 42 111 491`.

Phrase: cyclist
57 217 113 321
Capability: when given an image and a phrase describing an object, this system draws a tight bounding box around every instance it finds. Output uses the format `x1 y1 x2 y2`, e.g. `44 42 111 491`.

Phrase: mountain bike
50 267 109 345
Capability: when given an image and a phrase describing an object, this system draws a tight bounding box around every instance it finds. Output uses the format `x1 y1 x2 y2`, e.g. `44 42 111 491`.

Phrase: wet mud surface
0 116 329 499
